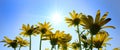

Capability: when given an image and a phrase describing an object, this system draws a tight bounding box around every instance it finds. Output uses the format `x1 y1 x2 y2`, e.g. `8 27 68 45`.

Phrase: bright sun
51 12 62 24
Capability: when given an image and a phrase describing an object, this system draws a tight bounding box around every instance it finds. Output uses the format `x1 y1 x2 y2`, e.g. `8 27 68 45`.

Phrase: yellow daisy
50 34 58 46
36 22 53 50
49 32 58 50
93 31 112 49
1 36 18 50
81 10 115 35
56 31 72 44
20 24 36 37
16 36 29 47
48 30 71 50
113 48 120 50
56 31 72 50
37 22 53 35
20 24 36 50
65 10 83 27
71 41 80 50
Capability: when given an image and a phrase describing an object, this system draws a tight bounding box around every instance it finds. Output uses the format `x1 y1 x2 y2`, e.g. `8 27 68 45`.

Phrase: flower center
94 41 103 48
81 35 87 40
73 18 80 25
50 35 58 46
41 28 47 34
27 29 33 35
10 40 18 48
90 24 101 35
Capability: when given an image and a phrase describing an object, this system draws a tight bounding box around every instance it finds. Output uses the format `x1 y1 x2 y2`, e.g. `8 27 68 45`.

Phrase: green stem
55 45 56 50
51 45 54 50
98 48 99 50
19 46 21 50
30 35 32 50
58 44 60 50
90 34 93 50
77 25 81 50
14 48 16 50
62 45 67 50
39 34 42 50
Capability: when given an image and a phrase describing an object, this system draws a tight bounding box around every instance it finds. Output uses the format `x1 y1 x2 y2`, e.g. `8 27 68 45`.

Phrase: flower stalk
29 35 32 50
90 34 93 50
39 34 42 50
14 48 16 50
77 25 81 50
51 45 54 50
19 46 21 50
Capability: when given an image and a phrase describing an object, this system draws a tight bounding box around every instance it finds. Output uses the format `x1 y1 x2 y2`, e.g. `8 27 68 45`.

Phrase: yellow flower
37 22 53 50
57 31 72 44
37 22 53 35
71 41 80 50
49 30 69 46
81 10 115 35
49 30 72 50
50 34 58 46
81 35 90 48
65 10 83 27
93 31 112 48
16 36 29 47
20 24 36 37
60 43 70 50
1 36 18 49
113 48 120 50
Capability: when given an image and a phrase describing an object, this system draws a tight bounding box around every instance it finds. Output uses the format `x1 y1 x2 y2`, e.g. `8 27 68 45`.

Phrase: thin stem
77 25 81 50
39 34 42 50
58 44 60 50
30 35 32 50
98 48 99 50
62 45 67 50
19 46 21 50
51 45 54 50
14 48 16 50
90 34 93 50
55 45 56 50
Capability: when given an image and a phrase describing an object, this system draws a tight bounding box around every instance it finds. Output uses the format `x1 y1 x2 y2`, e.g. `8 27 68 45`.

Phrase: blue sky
0 0 120 50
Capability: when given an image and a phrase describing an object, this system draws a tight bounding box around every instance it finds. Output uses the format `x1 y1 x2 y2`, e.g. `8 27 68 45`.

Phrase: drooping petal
99 18 111 26
81 15 90 27
102 26 115 29
88 15 94 25
100 12 109 22
4 36 12 43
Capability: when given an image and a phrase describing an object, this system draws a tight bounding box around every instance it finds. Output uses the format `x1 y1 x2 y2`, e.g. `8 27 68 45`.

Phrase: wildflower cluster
0 10 116 50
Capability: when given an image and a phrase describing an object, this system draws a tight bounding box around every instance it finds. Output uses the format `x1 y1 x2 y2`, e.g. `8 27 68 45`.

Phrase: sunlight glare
51 12 62 24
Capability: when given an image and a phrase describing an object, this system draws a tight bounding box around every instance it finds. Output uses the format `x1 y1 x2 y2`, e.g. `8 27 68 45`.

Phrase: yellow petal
65 17 72 22
102 26 115 29
100 12 108 22
22 24 26 30
27 24 30 30
99 48 102 50
69 12 74 18
99 18 111 26
88 15 94 25
4 36 12 43
104 37 112 43
95 10 100 23
81 15 90 27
